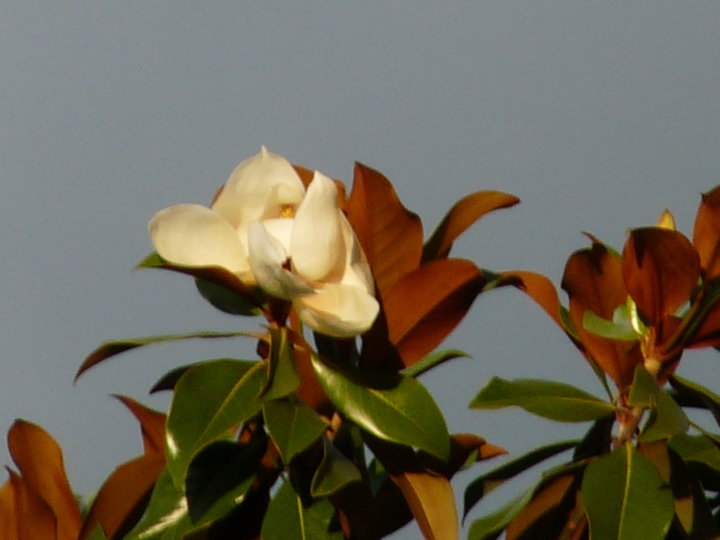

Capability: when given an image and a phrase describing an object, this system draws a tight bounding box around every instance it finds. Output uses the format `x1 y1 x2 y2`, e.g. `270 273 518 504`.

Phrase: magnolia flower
149 147 379 337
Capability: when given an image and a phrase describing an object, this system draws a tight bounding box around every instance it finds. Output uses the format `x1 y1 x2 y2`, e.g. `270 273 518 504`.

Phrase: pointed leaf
401 349 470 379
310 437 362 498
581 443 674 540
622 227 700 327
669 433 720 472
582 309 641 341
311 354 450 460
261 480 343 540
0 479 18 540
76 331 256 380
693 185 720 280
470 377 614 422
260 327 300 400
497 270 566 330
166 360 266 485
423 190 519 261
669 374 720 426
345 162 423 298
382 258 485 366
185 439 264 525
263 398 327 463
7 420 81 540
464 440 578 519
79 453 166 540
113 396 166 455
467 487 535 540
4 469 58 540
505 474 576 540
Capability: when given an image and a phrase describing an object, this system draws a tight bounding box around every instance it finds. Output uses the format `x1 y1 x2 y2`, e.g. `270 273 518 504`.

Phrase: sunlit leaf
7 420 81 540
345 162 423 298
4 469 58 540
194 278 263 316
260 327 299 400
261 480 343 540
622 227 700 328
79 453 166 540
310 437 362 498
381 258 485 366
693 185 720 280
422 190 519 261
263 398 327 463
311 354 450 461
469 377 614 422
505 474 576 540
76 331 257 380
421 434 506 479
185 439 265 525
400 349 470 378
582 309 641 341
166 360 266 485
467 487 535 540
497 270 566 331
581 443 673 540
113 396 166 455
0 479 17 540
463 440 578 519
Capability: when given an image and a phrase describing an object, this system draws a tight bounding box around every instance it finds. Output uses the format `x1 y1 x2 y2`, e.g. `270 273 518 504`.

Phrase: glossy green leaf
463 439 578 519
260 480 343 540
166 360 266 485
263 398 327 463
669 433 720 472
260 327 300 400
467 487 535 540
311 437 362 498
582 308 641 341
581 443 673 540
195 278 263 315
669 374 720 424
311 354 450 461
185 439 264 525
469 377 614 422
76 331 256 380
400 349 470 379
628 366 689 441
125 468 193 540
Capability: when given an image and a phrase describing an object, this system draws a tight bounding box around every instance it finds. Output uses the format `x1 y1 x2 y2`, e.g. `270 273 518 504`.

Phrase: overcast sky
2 3 720 537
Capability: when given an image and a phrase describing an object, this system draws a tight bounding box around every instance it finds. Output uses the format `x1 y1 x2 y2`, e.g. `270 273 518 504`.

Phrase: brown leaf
693 186 720 280
562 241 641 387
423 190 519 261
7 420 81 540
505 474 576 540
622 228 700 329
382 258 485 367
113 396 166 455
7 469 60 540
435 434 506 477
498 270 565 330
0 475 19 540
345 162 423 299
390 470 458 540
78 453 165 540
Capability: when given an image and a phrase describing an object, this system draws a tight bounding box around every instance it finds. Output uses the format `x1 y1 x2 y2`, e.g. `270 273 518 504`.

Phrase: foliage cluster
3 149 720 540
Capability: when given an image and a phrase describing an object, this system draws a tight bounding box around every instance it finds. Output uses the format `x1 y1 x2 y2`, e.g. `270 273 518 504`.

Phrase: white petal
337 213 375 293
212 146 305 230
149 204 250 276
247 221 314 300
291 172 345 282
295 283 380 338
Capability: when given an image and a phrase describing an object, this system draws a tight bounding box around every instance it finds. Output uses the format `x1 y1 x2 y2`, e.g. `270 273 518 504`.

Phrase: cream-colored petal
212 146 305 230
247 221 314 300
149 204 249 276
291 172 345 282
295 283 380 338
337 213 375 293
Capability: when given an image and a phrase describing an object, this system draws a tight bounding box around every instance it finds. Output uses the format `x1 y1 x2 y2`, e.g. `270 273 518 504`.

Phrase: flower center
280 204 296 218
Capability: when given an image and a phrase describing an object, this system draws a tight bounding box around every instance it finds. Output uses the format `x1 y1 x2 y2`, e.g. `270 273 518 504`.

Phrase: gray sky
3 3 720 537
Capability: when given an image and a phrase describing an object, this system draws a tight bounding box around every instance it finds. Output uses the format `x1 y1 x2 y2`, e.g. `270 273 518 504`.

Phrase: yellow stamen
280 204 295 218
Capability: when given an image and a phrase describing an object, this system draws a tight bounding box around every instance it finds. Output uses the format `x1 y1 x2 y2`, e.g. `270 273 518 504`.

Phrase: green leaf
311 353 451 461
467 487 535 540
263 398 327 463
166 360 266 485
469 377 615 422
76 331 256 380
670 374 720 425
125 468 193 540
260 327 300 400
581 443 674 540
400 349 470 378
195 278 263 316
583 308 641 341
628 366 689 441
463 440 578 519
260 480 343 540
669 433 720 472
185 438 265 525
311 437 362 497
